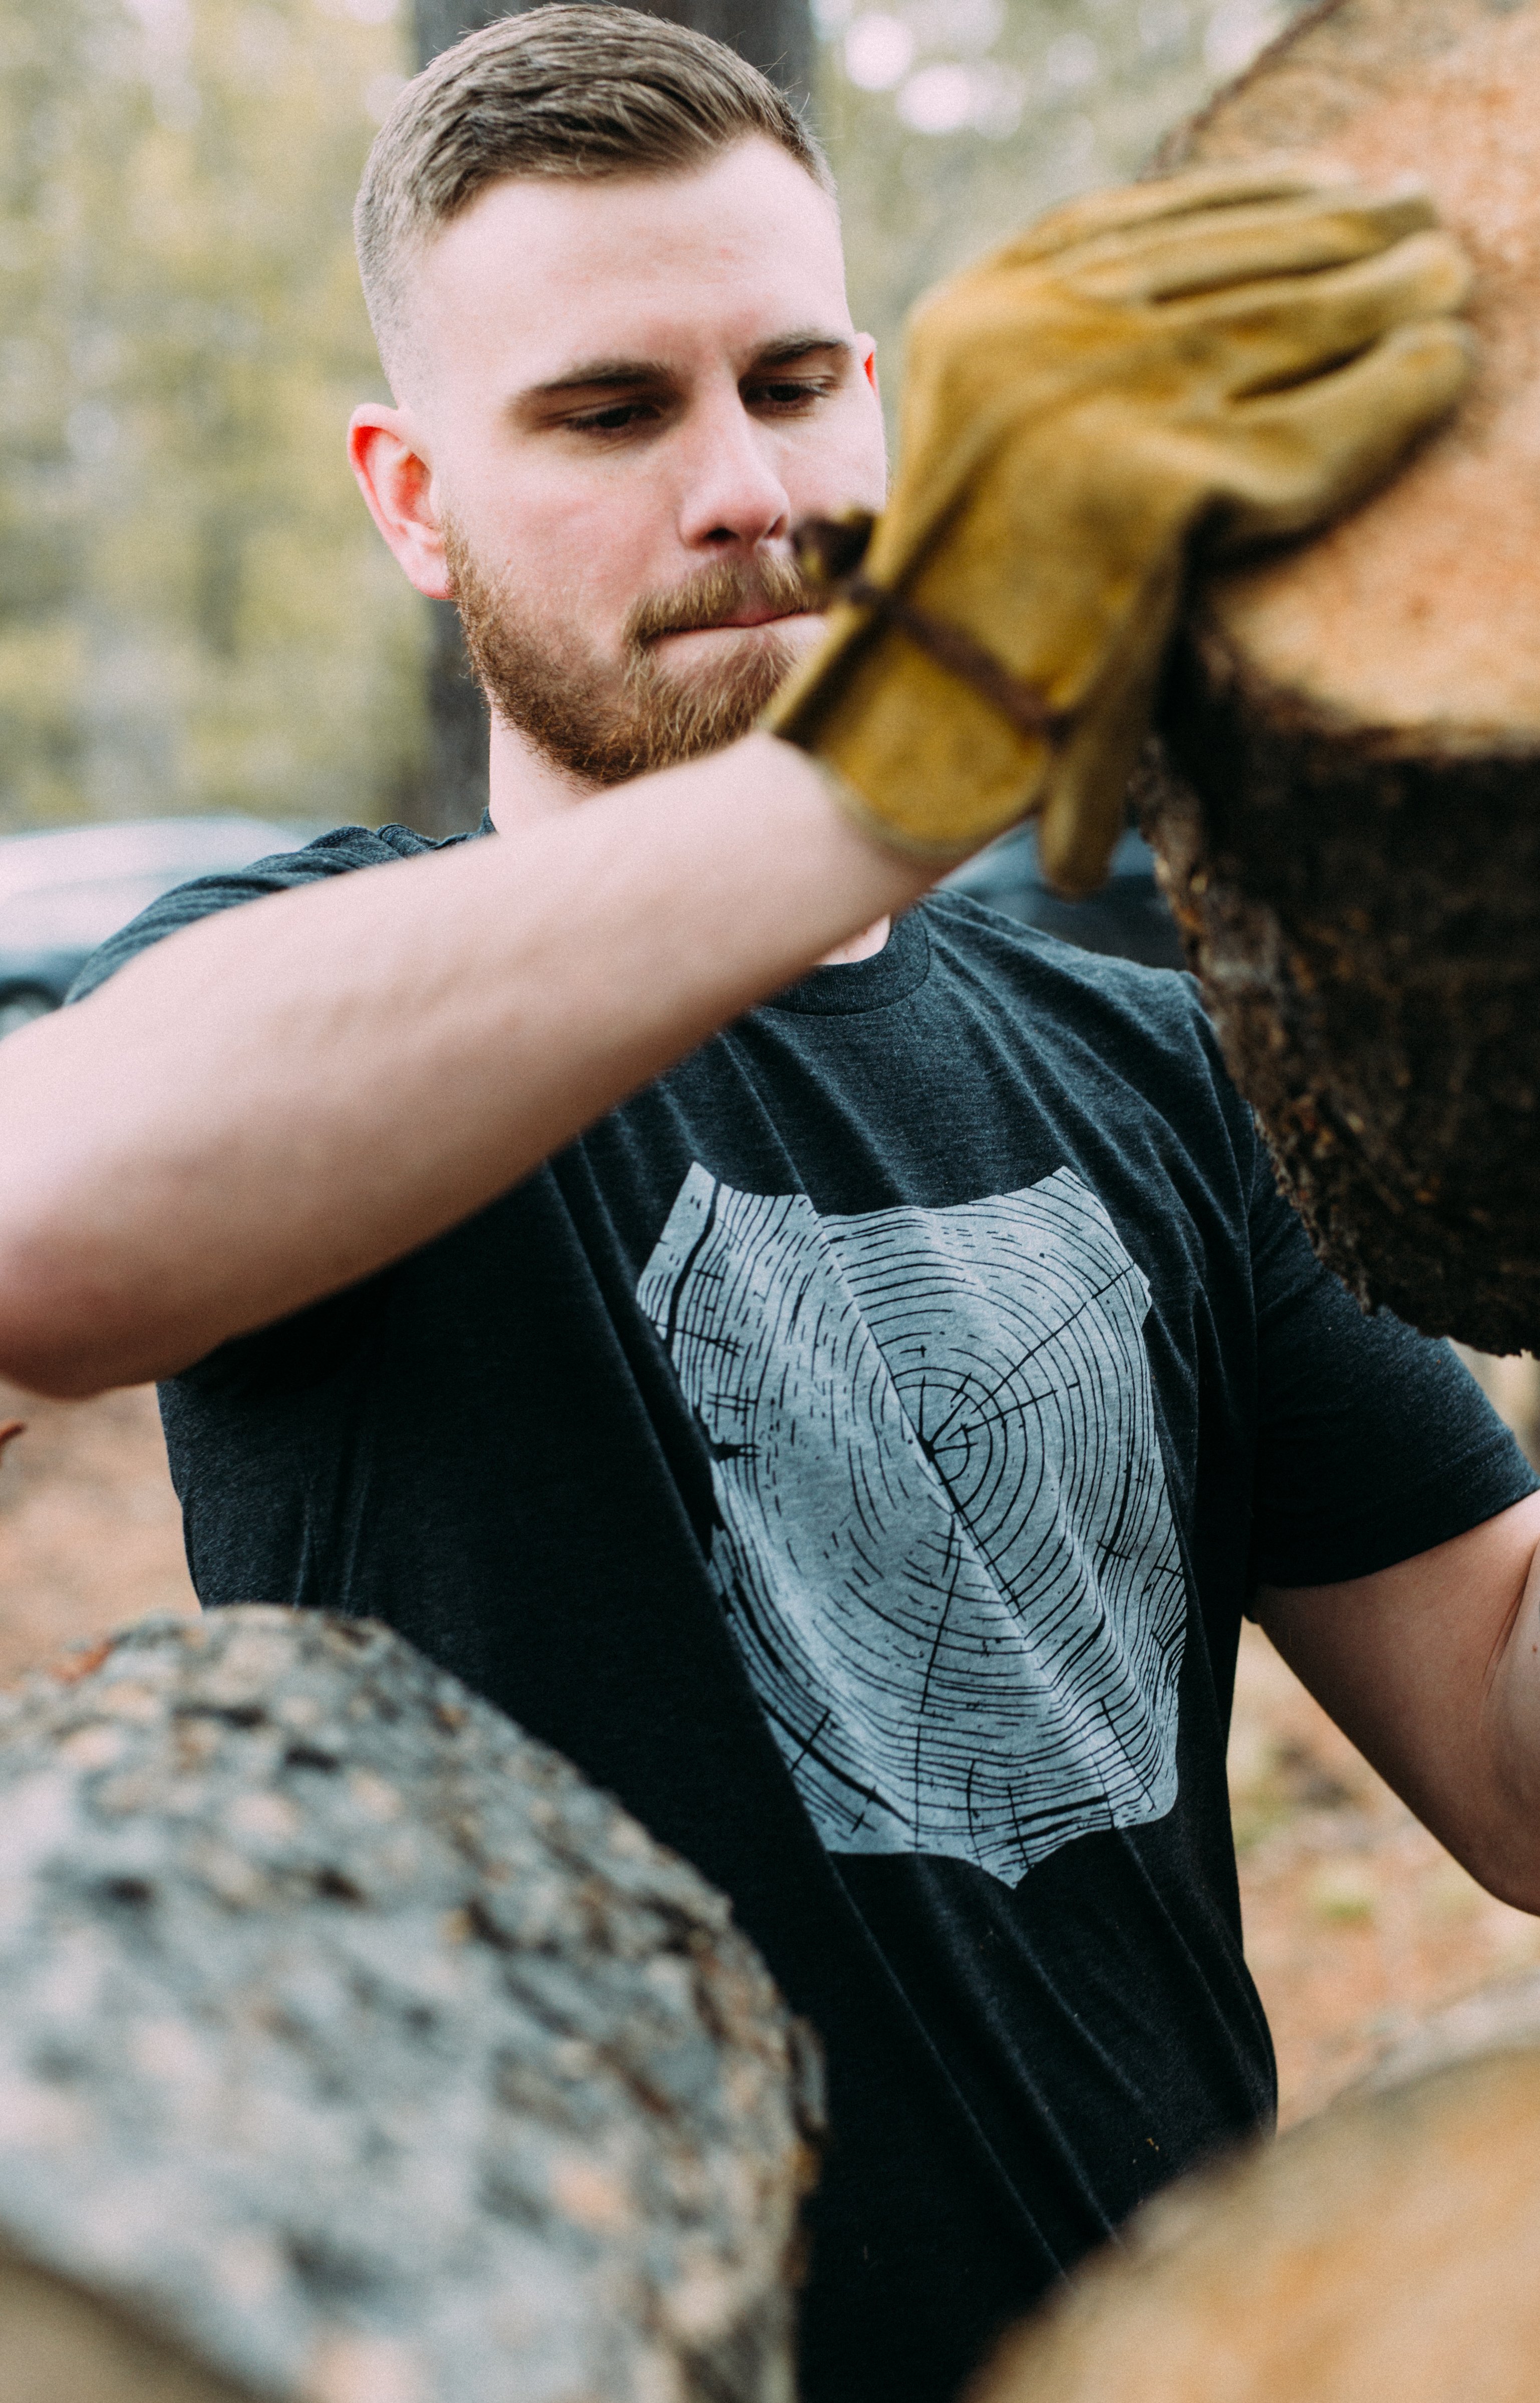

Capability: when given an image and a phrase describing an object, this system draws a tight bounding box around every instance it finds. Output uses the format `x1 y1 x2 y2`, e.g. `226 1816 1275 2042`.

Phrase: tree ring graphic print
638 1164 1186 1883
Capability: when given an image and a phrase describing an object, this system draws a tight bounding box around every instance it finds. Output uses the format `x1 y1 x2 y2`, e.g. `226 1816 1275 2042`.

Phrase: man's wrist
756 735 944 909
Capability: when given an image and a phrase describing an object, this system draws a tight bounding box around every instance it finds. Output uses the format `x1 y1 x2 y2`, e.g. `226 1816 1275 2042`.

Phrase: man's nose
674 394 792 553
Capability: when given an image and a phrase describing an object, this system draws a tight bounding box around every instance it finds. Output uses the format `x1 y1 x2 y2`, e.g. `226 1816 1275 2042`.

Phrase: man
2 12 1536 2400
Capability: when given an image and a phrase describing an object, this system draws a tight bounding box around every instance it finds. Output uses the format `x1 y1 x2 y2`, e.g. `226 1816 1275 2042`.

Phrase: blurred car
0 816 313 1039
943 820 1186 971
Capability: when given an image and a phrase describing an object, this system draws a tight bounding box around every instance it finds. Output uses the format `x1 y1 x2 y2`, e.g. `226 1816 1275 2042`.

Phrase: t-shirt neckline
765 906 932 1016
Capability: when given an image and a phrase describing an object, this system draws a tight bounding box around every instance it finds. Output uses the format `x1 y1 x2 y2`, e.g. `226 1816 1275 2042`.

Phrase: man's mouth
670 603 814 634
626 558 822 650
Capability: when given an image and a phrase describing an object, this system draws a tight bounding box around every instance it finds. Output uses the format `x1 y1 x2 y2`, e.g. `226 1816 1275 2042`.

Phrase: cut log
0 1609 816 2403
1353 1964 1540 2094
1146 0 1540 1352
974 2040 1540 2403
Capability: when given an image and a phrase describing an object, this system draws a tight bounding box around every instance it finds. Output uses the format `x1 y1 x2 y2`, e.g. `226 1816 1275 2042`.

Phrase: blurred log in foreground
1146 0 1540 1354
0 1610 814 2403
977 2038 1540 2403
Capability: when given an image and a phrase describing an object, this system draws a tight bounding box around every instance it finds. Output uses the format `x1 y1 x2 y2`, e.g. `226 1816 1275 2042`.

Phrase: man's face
392 137 886 785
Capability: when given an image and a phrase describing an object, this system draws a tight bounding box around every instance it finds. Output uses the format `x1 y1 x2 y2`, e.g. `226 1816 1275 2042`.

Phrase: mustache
624 554 820 648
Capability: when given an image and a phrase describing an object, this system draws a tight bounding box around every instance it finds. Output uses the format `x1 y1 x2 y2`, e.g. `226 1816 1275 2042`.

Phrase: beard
444 520 818 787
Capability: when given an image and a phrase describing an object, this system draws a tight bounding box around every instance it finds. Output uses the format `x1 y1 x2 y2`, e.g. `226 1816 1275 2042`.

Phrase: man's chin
455 564 817 784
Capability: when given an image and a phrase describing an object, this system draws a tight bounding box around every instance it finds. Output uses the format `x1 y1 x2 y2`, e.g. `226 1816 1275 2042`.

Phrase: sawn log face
1149 0 1540 1351
0 1609 815 2403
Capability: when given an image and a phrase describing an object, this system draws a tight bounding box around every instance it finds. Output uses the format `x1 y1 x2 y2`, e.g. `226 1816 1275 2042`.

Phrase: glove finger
983 157 1359 271
1208 316 1476 550
1035 580 1178 895
1181 228 1472 389
1059 187 1438 307
1034 747 1137 898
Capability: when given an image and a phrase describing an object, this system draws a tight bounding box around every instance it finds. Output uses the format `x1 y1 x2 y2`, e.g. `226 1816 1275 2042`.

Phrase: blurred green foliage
0 0 1310 834
0 0 423 833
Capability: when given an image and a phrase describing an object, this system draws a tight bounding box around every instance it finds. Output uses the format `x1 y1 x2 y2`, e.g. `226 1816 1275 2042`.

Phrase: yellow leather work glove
766 163 1473 893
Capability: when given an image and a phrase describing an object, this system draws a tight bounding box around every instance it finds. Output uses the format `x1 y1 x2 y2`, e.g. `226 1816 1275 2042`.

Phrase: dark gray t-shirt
73 820 1537 2403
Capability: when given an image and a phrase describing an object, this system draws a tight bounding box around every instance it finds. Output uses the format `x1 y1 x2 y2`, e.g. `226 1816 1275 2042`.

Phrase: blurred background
8 0 1540 2132
1 0 1305 846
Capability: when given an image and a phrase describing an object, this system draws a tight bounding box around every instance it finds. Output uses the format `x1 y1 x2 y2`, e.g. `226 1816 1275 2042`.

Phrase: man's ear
348 405 452 600
857 337 888 495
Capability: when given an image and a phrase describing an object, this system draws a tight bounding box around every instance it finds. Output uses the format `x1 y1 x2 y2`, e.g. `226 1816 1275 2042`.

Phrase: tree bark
1143 0 1540 1353
0 1610 816 2403
406 0 815 837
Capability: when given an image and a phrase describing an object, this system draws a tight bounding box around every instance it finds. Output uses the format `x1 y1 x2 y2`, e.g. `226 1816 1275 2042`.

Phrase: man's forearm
0 735 931 1399
1260 1490 1540 1915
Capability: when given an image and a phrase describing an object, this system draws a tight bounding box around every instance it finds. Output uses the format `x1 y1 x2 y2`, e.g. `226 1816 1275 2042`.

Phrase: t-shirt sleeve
65 822 451 1003
1247 1138 1537 1589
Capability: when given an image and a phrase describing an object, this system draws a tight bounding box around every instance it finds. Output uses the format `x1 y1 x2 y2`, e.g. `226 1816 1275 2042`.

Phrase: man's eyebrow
517 331 854 412
745 331 854 370
523 358 676 402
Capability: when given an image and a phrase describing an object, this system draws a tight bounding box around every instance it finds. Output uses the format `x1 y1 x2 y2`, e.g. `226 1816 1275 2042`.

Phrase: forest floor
4 1369 1540 2129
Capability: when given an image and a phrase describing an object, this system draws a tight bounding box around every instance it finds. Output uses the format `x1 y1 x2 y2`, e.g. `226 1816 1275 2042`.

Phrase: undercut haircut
356 4 834 386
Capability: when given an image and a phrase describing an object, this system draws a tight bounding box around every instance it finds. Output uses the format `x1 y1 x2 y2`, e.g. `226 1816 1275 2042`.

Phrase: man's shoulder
920 886 1203 1031
68 818 481 1003
918 885 1246 1144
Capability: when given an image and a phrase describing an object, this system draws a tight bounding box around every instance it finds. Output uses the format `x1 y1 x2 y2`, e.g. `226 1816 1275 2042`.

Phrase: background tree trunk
408 0 815 837
414 0 812 105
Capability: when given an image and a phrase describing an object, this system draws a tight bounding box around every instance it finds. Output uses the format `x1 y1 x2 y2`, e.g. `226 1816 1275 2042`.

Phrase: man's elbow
1452 1816 1540 1921
0 1323 120 1404
0 1230 145 1400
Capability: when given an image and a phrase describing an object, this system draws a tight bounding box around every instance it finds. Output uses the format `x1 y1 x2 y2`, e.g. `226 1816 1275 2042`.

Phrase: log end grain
0 2243 260 2403
0 1609 817 2403
1169 0 1540 746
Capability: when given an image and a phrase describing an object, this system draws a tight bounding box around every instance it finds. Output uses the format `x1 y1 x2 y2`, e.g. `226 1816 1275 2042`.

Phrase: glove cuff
794 750 992 867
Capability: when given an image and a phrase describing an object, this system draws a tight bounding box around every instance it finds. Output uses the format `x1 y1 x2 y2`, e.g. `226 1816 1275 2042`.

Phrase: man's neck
484 718 893 967
486 717 595 833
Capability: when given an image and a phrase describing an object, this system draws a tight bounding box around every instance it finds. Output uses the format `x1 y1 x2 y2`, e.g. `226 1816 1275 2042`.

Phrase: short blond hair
356 5 833 384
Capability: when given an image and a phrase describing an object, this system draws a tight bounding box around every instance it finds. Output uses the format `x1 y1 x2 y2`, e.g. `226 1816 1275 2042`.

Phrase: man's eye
567 402 659 435
750 379 833 412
